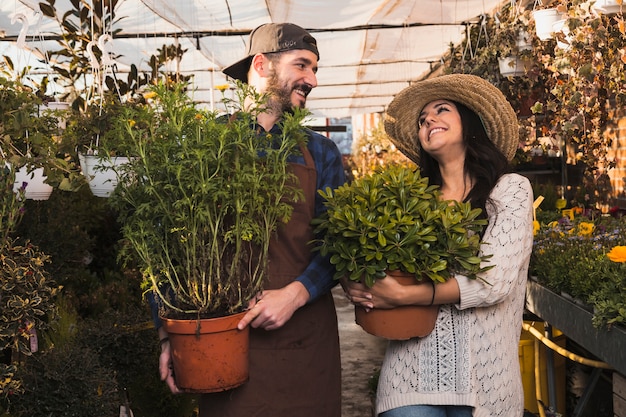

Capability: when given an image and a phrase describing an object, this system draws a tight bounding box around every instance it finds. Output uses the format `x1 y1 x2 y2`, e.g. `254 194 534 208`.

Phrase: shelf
525 280 626 376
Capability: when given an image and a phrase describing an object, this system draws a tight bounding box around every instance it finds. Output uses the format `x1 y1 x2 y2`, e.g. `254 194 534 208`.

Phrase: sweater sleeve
455 173 534 309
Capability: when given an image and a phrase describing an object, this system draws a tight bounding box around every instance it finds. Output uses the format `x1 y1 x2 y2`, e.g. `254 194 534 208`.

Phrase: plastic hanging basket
532 8 566 40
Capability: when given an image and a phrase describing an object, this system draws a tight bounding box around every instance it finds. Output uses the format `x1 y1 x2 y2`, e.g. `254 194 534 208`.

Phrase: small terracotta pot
355 271 440 340
162 311 249 393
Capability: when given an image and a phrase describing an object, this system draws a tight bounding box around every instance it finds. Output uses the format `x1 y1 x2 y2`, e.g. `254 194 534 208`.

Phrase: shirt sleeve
295 132 346 302
456 173 535 309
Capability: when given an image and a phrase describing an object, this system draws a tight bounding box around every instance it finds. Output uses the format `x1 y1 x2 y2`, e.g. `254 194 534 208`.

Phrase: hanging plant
541 0 626 204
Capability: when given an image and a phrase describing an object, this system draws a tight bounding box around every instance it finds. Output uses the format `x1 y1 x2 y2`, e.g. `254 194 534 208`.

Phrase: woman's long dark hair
418 101 510 222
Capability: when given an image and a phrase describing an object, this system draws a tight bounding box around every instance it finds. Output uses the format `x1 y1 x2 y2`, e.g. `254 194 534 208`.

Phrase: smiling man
156 23 345 417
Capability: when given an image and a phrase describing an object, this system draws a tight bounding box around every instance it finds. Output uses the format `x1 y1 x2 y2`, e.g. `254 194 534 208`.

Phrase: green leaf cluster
312 164 492 287
0 74 81 191
532 213 626 329
109 81 307 318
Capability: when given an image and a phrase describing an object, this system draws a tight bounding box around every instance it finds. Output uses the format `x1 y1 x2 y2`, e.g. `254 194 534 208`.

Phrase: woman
343 74 534 417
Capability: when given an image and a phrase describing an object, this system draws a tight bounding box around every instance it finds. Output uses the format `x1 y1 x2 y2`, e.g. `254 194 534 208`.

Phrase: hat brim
223 56 253 82
384 74 519 163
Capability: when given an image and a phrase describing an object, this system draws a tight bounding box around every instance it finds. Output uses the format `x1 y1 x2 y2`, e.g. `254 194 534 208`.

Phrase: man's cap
222 23 319 82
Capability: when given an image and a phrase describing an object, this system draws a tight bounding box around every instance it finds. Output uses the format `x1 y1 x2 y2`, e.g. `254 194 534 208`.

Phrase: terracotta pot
355 271 440 340
162 311 249 393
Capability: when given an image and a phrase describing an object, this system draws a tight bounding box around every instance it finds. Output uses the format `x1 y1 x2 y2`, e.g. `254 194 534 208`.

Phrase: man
158 23 345 417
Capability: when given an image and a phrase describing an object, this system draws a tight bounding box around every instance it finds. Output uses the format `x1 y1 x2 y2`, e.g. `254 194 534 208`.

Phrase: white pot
517 30 533 51
40 101 70 129
13 166 53 201
552 19 572 50
533 8 566 40
592 0 623 15
498 56 530 77
79 153 131 198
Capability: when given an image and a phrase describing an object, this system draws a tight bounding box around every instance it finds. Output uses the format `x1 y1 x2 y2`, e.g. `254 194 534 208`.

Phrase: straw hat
383 74 519 163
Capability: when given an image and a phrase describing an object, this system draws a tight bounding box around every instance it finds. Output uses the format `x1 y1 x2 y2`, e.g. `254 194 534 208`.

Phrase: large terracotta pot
162 311 249 393
355 271 439 340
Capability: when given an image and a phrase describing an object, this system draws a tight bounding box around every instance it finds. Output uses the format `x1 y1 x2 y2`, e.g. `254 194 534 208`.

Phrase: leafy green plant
540 0 626 202
0 167 60 403
311 164 492 287
531 211 626 328
109 81 307 318
0 73 80 191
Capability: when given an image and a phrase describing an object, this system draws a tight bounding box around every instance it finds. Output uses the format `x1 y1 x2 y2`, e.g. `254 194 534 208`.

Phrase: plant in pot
491 3 535 77
540 0 626 207
0 70 82 199
61 91 146 197
311 163 492 340
108 81 307 392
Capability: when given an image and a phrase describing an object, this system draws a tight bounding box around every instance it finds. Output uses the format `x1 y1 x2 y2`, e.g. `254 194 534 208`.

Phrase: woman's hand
340 274 406 311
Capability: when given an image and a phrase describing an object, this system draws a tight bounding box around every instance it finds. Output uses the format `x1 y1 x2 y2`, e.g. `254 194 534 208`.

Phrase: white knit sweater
375 173 534 417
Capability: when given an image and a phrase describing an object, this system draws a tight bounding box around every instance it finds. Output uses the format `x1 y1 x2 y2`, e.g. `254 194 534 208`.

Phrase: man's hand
238 281 309 331
158 338 182 394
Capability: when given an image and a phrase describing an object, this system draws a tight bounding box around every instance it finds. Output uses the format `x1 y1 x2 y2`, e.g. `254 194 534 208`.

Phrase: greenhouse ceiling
1 0 510 118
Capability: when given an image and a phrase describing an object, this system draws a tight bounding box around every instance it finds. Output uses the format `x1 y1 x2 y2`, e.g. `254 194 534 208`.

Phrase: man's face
265 49 318 113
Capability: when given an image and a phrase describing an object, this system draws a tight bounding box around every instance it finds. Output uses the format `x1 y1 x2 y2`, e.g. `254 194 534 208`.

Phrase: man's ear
251 53 269 77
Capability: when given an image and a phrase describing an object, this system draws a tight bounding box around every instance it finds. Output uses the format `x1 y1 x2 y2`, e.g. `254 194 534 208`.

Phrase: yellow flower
129 120 136 128
533 220 540 236
143 91 157 99
562 208 573 220
607 246 626 263
215 83 230 92
577 222 595 237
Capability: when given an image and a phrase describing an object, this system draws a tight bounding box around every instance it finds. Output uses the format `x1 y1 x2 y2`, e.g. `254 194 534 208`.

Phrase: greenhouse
1 0 625 416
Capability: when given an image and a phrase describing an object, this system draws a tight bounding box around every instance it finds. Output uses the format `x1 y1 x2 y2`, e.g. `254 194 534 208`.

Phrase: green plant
349 121 412 179
109 81 307 318
531 211 626 328
0 167 60 403
0 73 80 191
540 0 626 203
311 163 492 287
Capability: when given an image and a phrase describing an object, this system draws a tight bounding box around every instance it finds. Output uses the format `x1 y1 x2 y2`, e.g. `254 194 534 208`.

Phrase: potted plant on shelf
311 163 493 340
108 81 306 392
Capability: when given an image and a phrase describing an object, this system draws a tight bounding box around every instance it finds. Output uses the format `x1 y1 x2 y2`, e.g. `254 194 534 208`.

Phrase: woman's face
417 99 465 160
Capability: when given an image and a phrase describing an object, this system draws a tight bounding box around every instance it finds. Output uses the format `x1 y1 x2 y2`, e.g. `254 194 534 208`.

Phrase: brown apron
199 144 341 417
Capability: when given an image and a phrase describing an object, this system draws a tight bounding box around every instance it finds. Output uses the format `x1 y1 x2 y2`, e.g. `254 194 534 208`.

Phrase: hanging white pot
13 165 53 201
498 56 530 77
592 0 623 15
552 19 572 50
40 101 70 130
532 8 566 40
517 30 533 51
78 153 131 198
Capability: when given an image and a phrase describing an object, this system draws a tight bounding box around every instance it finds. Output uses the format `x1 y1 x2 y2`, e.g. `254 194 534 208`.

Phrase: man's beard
265 71 308 115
